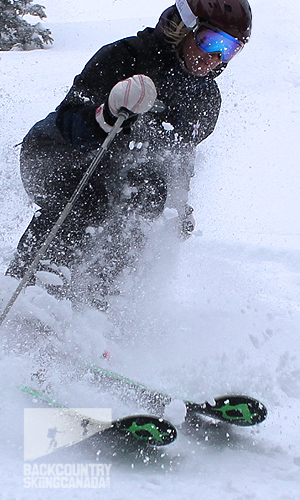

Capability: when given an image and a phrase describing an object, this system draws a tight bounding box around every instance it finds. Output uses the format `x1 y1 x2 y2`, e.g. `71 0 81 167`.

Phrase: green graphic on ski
185 395 267 426
113 415 177 446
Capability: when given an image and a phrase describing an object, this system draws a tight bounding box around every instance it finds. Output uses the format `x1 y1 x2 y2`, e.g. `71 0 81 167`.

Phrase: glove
96 74 157 133
179 205 195 240
163 205 195 240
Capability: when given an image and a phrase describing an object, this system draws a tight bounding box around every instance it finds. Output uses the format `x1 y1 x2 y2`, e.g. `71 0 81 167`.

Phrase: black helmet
175 0 252 42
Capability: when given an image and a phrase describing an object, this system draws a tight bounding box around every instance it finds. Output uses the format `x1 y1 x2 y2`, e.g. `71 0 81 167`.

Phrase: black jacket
56 26 221 152
54 25 222 213
21 24 221 214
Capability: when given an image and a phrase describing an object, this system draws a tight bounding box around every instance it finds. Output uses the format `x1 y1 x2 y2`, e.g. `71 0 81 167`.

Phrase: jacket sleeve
167 78 222 148
55 40 138 150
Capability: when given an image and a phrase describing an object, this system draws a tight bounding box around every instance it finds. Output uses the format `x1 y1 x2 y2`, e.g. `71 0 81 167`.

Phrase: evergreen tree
0 0 53 50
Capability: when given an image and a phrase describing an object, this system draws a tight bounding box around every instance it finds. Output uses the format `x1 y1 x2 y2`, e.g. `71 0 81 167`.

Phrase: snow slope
1 0 300 498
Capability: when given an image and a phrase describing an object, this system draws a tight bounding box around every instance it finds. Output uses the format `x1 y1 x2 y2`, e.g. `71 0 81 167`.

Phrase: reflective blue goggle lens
194 26 243 63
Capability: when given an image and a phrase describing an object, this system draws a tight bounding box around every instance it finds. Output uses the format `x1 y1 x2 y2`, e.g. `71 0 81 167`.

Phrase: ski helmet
175 0 252 42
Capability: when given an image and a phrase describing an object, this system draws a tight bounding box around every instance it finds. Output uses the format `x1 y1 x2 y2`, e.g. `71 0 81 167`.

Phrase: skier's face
182 31 222 76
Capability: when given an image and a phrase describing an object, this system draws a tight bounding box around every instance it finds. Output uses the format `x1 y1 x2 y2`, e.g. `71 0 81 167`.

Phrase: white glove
108 74 157 115
96 75 157 133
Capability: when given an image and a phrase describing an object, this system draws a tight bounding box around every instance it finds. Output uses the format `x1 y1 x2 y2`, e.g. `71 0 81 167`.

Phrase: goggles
194 25 244 63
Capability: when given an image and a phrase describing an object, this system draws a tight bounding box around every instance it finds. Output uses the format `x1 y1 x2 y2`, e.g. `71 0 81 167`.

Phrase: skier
6 0 252 306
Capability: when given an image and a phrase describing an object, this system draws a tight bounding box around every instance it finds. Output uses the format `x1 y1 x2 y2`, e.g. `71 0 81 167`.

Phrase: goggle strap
176 0 198 28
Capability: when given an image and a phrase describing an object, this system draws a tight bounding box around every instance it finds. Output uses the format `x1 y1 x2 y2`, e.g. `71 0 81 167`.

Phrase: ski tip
206 395 268 426
113 415 177 446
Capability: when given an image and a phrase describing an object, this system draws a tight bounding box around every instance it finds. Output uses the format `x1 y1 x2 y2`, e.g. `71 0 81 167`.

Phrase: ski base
111 415 177 446
186 395 267 426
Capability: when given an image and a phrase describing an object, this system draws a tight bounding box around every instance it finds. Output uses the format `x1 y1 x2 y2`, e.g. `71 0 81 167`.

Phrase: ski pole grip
118 107 132 120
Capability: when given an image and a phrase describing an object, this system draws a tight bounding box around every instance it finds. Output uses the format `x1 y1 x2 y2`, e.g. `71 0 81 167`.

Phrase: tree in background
0 0 53 50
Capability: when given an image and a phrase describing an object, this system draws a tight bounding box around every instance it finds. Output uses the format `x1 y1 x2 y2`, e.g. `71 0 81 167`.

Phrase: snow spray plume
0 109 131 328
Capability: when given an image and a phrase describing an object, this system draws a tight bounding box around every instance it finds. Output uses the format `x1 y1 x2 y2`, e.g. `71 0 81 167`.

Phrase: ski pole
0 108 130 327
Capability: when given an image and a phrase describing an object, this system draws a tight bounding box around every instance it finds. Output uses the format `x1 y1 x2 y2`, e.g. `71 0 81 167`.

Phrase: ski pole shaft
0 109 130 327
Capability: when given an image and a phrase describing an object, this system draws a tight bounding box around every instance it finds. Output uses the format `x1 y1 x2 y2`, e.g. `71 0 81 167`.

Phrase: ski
86 364 267 427
20 386 177 448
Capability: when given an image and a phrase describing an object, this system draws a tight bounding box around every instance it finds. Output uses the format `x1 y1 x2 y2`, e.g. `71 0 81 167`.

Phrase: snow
1 0 300 498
